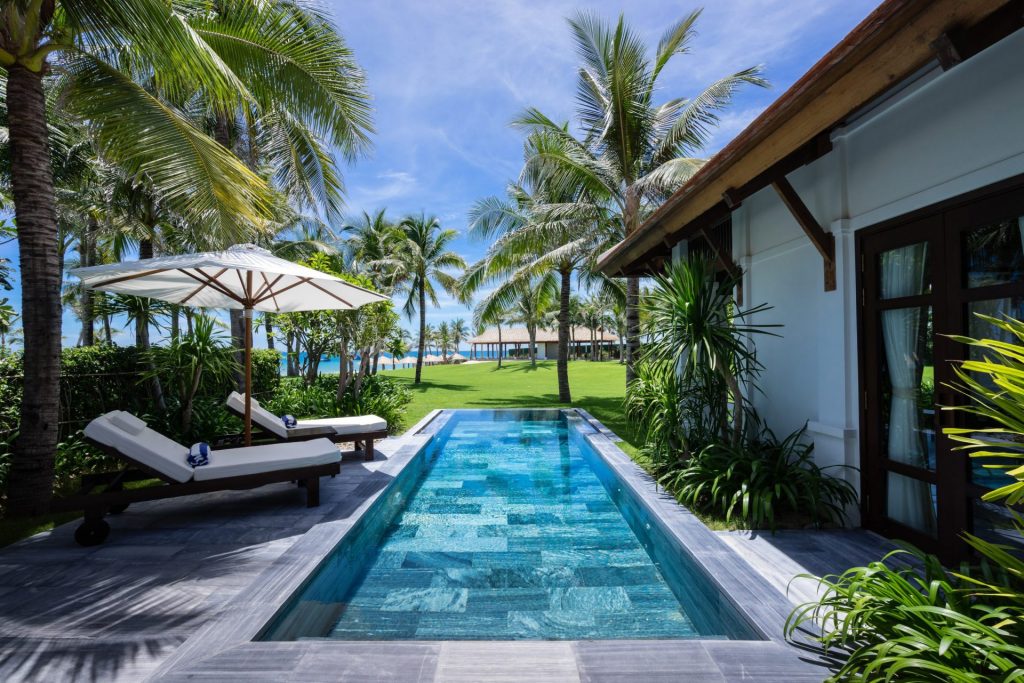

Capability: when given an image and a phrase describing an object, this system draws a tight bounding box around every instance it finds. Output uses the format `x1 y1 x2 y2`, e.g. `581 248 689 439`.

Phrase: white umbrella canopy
70 244 388 445
71 244 385 313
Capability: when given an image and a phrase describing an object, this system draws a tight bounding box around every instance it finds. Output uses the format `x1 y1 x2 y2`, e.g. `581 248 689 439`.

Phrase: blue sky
1 0 880 348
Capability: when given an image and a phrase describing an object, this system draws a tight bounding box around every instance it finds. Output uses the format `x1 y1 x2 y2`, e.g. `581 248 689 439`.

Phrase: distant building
468 326 618 360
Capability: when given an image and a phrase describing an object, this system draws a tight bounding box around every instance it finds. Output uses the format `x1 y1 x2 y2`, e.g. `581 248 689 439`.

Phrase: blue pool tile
264 413 751 641
401 552 474 570
380 587 469 613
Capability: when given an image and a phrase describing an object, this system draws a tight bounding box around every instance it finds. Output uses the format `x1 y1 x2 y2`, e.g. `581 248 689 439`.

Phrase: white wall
700 28 1024 508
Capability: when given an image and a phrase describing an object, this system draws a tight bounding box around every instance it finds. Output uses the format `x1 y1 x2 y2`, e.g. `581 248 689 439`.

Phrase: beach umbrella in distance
71 244 388 445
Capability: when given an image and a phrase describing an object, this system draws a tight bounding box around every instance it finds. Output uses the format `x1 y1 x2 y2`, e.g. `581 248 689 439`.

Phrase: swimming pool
261 409 758 641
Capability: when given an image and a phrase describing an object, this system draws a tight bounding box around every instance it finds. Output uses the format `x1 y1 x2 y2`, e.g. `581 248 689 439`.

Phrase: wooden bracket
699 227 743 305
722 188 742 210
931 32 963 71
772 177 836 291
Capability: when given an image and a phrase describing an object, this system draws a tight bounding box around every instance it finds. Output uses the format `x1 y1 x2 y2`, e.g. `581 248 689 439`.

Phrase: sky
0 0 881 349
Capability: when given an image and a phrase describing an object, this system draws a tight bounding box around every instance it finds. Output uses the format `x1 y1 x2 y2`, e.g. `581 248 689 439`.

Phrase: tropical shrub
144 315 238 434
337 374 411 434
664 424 857 529
262 374 410 434
786 545 1024 682
786 316 1024 681
623 360 683 464
638 256 776 450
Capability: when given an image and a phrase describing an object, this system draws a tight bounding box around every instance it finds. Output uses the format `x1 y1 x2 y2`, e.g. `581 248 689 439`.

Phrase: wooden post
243 306 253 446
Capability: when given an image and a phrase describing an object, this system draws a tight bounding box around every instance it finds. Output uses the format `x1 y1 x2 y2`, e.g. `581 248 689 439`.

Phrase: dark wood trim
930 32 962 70
857 174 1024 562
772 177 837 291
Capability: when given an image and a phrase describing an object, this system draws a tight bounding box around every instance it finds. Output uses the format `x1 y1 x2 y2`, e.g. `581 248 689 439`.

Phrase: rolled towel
281 414 297 429
188 442 210 467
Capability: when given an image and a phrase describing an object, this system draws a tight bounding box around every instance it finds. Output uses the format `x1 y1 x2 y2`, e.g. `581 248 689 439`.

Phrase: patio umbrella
71 244 388 445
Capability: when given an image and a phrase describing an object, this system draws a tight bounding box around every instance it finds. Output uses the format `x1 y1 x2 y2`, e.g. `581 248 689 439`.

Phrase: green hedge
0 345 283 500
0 346 407 504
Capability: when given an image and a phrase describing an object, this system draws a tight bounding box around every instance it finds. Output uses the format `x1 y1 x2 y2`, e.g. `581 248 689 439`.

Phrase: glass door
859 180 1024 560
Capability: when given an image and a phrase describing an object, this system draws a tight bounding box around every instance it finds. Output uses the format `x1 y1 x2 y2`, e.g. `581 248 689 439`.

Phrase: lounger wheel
74 518 110 547
108 502 130 514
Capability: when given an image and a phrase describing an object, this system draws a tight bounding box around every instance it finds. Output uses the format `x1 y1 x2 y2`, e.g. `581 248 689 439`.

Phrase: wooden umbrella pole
244 307 253 446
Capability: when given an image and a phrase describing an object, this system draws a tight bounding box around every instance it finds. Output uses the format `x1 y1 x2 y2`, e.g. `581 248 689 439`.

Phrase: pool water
262 410 756 641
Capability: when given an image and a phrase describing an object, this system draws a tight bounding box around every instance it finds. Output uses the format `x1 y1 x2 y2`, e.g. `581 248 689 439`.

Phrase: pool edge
150 409 831 681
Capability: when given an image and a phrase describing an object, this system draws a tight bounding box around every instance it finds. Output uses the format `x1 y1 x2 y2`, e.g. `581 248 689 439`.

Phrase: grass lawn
386 360 640 453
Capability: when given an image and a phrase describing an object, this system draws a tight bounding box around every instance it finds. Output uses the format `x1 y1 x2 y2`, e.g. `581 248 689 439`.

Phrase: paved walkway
0 442 403 682
0 438 895 682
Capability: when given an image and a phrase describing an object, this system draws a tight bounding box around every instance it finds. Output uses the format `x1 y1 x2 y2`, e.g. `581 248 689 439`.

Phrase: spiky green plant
944 314 1024 505
786 546 1024 682
664 424 856 529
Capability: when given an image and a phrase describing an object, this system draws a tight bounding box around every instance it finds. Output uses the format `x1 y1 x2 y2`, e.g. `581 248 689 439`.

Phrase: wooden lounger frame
222 402 387 462
50 438 340 547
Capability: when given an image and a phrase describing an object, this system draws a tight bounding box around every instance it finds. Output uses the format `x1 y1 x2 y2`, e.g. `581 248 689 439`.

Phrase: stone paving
0 417 895 682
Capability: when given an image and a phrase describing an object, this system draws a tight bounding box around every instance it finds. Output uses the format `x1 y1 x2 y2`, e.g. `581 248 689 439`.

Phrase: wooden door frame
856 173 1024 562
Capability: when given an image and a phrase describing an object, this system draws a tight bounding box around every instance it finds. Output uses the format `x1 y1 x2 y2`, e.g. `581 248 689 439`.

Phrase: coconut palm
0 298 19 352
396 214 466 383
0 1 373 516
343 209 403 292
516 10 766 385
0 2 282 515
451 318 470 358
478 273 557 368
464 142 611 401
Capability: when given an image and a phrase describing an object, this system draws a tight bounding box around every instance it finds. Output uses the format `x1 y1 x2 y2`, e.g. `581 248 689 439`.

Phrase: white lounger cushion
300 415 387 436
226 391 288 438
84 412 194 483
191 438 339 481
226 391 385 438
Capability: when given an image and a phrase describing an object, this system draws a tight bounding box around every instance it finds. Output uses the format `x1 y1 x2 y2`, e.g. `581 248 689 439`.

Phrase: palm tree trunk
80 217 96 346
103 313 113 344
230 309 245 392
137 239 166 411
5 64 62 517
625 276 640 382
337 336 349 401
497 323 503 369
557 266 571 402
414 283 425 384
170 306 179 341
529 324 537 367
264 315 275 350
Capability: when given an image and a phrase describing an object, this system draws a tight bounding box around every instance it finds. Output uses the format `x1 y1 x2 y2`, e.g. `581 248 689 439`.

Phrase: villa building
598 0 1024 561
468 326 618 360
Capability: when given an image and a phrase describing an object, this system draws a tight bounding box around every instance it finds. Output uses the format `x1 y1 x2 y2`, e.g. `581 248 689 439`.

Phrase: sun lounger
224 392 388 461
51 411 341 546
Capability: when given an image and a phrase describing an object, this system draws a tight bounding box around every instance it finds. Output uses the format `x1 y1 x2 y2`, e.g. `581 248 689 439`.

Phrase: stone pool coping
150 409 832 682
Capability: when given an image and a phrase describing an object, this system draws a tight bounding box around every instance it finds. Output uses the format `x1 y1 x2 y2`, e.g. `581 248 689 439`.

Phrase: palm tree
464 155 609 401
0 298 19 352
344 209 403 292
474 272 557 369
451 318 470 358
437 321 452 362
0 2 285 516
516 10 765 385
396 214 466 383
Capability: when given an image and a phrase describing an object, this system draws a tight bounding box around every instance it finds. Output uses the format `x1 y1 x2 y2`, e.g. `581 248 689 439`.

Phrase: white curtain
880 242 936 535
